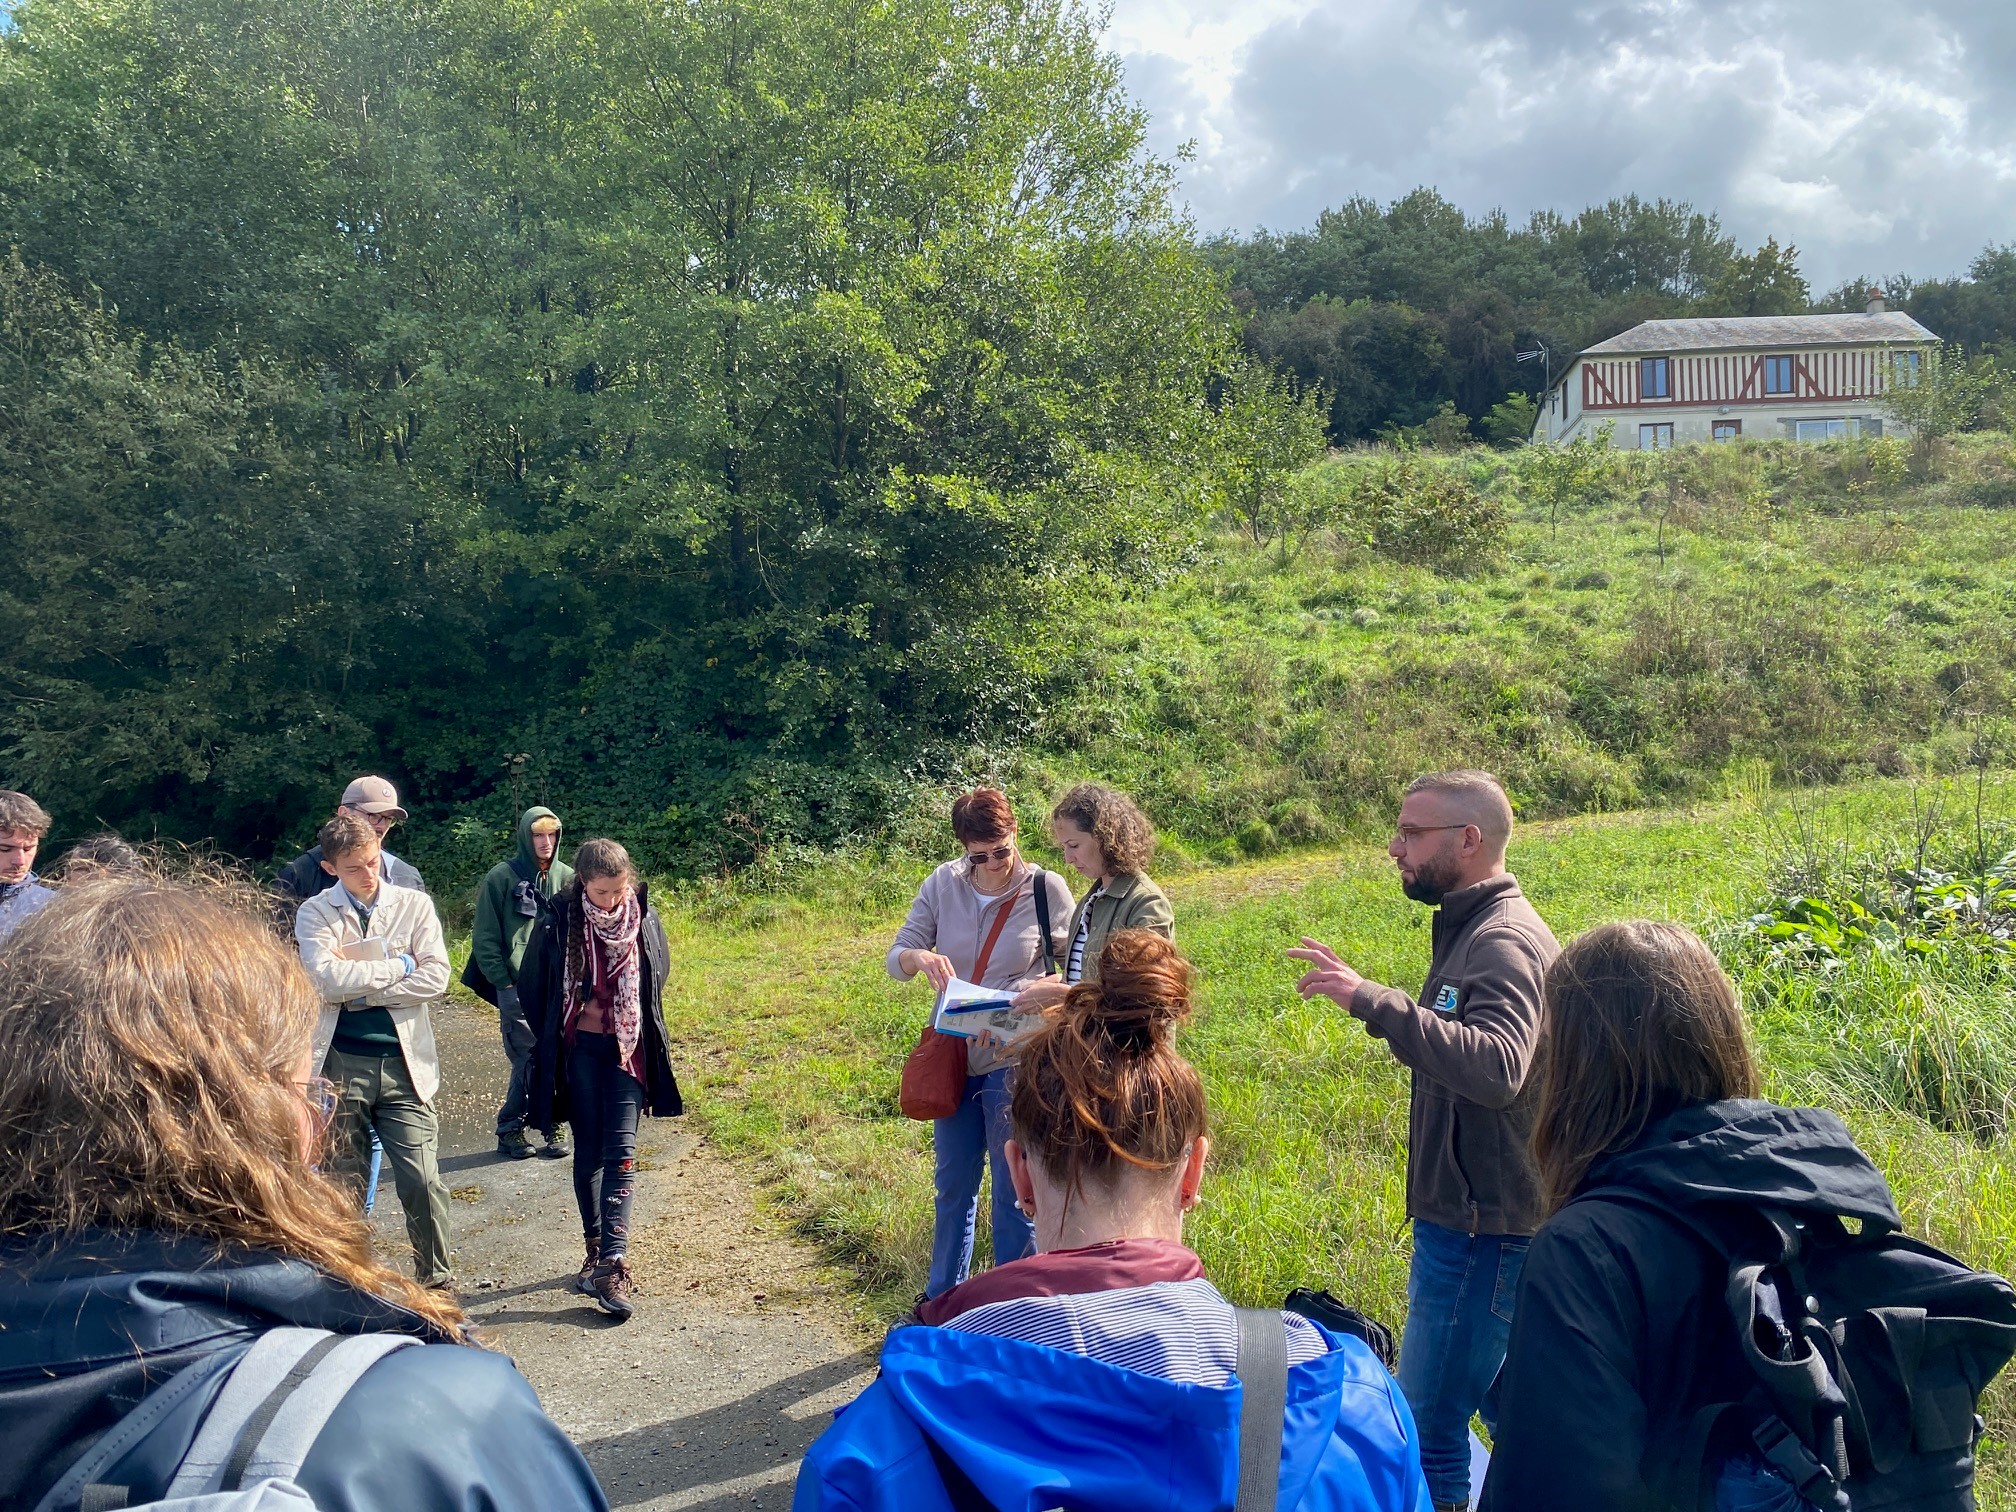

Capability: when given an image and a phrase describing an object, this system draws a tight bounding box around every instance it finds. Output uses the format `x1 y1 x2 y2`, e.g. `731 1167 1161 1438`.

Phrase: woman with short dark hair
797 930 1430 1511
0 876 604 1511
887 787 1072 1299
1482 921 1909 1512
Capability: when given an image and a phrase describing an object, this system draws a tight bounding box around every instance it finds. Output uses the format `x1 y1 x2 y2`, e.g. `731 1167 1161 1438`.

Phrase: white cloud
1109 0 2016 287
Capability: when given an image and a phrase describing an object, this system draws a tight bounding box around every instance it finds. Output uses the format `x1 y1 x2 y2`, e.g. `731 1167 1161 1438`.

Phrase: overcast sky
1108 0 2015 290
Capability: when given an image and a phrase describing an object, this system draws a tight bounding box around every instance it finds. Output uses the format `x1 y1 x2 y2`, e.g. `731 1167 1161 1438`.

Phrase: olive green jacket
1063 870 1174 981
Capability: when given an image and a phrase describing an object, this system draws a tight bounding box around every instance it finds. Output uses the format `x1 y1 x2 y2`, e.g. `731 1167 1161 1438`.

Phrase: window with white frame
1793 418 1859 442
1890 350 1922 388
1640 423 1674 450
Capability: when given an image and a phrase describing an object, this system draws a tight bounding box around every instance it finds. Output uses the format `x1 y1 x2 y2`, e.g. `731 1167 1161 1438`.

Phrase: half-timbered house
1533 294 1938 448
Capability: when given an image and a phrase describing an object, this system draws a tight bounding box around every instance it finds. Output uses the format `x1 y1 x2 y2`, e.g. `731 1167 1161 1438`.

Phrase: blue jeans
927 1069 1034 1298
1398 1219 1528 1508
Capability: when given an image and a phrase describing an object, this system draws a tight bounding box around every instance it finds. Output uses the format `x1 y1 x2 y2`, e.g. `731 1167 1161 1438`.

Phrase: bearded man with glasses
1288 769 1560 1512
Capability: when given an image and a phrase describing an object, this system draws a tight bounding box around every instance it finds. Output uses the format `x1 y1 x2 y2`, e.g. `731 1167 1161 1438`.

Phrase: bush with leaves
1337 451 1504 572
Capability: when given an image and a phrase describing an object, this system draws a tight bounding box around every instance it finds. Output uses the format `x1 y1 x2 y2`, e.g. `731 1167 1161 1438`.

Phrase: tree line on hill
1205 192 2016 445
3 0 2013 874
0 0 1238 873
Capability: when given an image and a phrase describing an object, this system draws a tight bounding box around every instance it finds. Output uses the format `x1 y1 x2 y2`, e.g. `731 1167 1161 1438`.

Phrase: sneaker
590 1257 635 1320
496 1129 535 1161
539 1129 570 1159
575 1243 600 1295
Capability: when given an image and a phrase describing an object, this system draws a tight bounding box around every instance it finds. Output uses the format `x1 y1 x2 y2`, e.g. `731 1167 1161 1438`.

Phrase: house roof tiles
1583 312 1938 355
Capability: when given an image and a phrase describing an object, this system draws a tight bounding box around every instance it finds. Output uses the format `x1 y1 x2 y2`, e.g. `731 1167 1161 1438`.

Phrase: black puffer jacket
0 1230 606 1512
1481 1098 1901 1512
523 881 684 1127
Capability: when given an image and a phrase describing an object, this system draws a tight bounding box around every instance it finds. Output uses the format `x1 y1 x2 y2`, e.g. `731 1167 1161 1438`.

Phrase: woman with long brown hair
0 875 604 1511
1480 921 1905 1512
523 838 683 1322
796 930 1430 1512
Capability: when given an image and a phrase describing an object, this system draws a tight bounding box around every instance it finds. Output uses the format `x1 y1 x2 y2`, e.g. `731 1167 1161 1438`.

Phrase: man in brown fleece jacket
1290 770 1559 1512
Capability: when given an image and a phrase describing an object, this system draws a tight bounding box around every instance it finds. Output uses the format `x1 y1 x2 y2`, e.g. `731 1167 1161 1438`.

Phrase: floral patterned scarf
565 886 643 1067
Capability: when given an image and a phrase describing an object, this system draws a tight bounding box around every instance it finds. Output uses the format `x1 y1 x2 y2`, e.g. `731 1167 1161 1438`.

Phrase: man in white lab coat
295 811 455 1287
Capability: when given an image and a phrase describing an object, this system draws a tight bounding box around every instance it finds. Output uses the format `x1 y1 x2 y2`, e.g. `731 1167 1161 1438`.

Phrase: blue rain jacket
795 1320 1431 1512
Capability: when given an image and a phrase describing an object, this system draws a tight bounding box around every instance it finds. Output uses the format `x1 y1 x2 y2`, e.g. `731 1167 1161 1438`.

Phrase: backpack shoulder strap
31 1348 245 1512
1030 870 1055 977
166 1327 419 1495
1235 1307 1287 1512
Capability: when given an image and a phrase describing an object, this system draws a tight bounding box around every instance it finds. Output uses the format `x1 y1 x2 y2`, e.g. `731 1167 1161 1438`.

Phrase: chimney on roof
1866 287 1887 315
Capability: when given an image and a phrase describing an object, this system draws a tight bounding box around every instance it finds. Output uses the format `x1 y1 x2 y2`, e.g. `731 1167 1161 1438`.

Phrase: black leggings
566 1031 643 1259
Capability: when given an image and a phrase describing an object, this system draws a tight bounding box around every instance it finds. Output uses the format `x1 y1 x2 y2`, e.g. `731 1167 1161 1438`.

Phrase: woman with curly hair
0 875 604 1511
1015 783 1174 1013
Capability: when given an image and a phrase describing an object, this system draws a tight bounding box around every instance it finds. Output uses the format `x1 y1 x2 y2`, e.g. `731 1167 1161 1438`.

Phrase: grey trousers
495 988 538 1137
324 1046 454 1286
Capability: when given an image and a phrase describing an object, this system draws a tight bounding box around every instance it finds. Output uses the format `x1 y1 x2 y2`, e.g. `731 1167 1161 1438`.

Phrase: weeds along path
369 1000 876 1511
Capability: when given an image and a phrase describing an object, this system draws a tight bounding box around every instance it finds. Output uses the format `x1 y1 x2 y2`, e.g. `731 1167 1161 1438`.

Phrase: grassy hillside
651 773 2016 1497
1010 434 2016 865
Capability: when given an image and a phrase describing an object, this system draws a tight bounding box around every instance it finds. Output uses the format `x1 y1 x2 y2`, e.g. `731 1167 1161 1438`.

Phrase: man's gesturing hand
1287 936 1365 1007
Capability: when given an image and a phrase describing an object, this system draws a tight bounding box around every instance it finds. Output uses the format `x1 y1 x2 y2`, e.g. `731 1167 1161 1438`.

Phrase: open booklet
933 976 1043 1047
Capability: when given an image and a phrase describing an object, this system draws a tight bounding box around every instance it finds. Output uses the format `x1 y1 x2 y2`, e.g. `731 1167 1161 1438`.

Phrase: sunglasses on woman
965 844 1014 867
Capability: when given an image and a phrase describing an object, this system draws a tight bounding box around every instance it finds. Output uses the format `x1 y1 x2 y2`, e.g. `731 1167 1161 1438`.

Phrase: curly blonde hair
0 876 465 1337
1049 783 1156 876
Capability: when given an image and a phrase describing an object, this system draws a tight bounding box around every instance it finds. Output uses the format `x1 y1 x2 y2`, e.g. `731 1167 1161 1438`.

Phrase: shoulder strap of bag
968 883 1021 984
1235 1307 1287 1512
166 1327 419 1495
31 1349 245 1512
1030 869 1055 977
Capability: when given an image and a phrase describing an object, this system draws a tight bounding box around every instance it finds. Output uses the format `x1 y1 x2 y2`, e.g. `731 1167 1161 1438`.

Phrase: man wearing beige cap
274 775 428 918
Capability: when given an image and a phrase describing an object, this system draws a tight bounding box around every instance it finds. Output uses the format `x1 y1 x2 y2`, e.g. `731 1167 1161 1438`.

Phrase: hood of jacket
513 806 566 889
1580 1097 1901 1230
0 1229 451 1387
810 1321 1422 1512
0 1229 456 1507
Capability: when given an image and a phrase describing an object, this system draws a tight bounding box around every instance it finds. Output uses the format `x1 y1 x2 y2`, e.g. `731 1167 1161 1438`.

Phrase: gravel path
368 999 878 1510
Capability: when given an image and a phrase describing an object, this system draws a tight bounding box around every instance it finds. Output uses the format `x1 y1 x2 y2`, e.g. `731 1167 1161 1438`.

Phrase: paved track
368 1000 876 1510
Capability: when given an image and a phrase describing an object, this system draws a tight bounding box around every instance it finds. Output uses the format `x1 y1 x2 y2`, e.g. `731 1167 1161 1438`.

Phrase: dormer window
1763 356 1796 395
1639 357 1671 399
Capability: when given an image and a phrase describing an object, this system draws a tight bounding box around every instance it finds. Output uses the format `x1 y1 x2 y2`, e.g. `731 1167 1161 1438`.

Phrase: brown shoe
590 1256 635 1320
575 1241 600 1295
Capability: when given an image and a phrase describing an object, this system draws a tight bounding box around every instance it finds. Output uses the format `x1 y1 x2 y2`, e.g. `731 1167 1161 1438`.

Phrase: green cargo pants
324 1045 454 1286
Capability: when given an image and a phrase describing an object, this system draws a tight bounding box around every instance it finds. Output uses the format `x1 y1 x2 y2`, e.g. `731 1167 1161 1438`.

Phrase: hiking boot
496 1129 535 1160
575 1241 600 1295
539 1128 571 1159
590 1257 636 1320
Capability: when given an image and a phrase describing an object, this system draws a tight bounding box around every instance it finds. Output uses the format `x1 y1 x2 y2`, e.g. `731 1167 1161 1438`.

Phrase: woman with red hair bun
888 787 1072 1299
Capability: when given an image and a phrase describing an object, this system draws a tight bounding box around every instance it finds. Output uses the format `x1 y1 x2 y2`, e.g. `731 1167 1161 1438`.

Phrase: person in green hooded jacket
468 807 575 1160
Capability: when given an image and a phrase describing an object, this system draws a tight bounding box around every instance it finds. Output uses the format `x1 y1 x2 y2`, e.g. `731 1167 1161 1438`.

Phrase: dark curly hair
1049 783 1155 876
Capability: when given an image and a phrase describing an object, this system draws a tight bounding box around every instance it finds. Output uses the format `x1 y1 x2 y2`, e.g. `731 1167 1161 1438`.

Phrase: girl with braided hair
523 838 683 1320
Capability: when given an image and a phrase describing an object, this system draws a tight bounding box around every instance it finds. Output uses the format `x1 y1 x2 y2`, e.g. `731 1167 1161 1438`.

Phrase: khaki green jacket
1063 870 1174 981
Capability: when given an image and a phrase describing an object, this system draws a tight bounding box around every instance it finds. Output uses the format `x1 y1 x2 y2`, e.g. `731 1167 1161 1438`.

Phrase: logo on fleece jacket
1432 984 1460 1014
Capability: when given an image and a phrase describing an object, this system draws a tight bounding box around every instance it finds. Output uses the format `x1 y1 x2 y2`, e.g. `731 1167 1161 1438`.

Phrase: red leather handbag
898 882 1020 1121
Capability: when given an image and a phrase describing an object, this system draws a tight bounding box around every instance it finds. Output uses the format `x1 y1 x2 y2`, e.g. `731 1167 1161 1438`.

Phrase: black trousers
566 1031 643 1259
